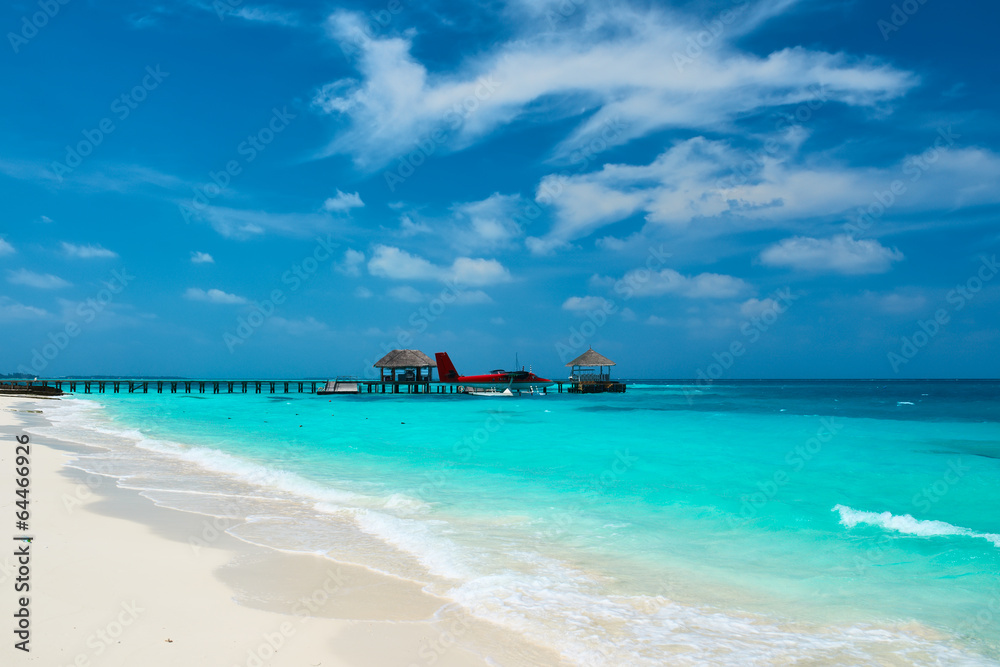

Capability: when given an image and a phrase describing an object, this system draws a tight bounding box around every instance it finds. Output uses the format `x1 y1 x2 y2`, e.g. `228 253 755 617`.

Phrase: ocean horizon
27 380 1000 665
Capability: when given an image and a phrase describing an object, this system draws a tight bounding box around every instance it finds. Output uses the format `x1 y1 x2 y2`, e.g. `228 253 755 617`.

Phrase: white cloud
354 286 373 298
759 235 903 274
450 257 511 287
450 193 524 251
526 137 1000 253
39 215 53 223
61 242 118 259
367 245 512 286
647 315 669 325
323 189 365 212
7 269 71 289
607 267 749 299
183 287 247 304
190 251 215 264
387 285 425 302
398 215 431 237
453 289 493 305
562 296 612 312
0 296 48 320
739 297 779 319
368 245 441 281
0 239 14 255
315 7 914 169
338 249 365 276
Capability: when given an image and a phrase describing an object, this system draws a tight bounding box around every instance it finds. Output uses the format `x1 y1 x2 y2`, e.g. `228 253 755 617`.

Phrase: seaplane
435 352 555 395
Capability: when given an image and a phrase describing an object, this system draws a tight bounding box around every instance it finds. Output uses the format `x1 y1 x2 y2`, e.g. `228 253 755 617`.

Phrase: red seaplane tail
435 352 460 381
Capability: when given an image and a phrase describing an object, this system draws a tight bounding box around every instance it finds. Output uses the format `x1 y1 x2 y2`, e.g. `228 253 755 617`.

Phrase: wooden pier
33 379 576 395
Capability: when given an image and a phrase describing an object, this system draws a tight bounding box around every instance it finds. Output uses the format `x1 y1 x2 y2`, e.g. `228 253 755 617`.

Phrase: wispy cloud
192 205 349 240
0 296 49 320
0 239 14 255
7 269 71 289
759 235 904 275
183 287 247 304
61 242 119 259
315 6 914 169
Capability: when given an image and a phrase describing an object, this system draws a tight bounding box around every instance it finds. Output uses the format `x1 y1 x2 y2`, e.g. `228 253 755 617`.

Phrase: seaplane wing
435 352 554 390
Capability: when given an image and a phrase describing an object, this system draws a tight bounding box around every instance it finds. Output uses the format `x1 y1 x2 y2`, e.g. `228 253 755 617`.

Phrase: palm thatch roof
373 349 437 368
565 348 616 367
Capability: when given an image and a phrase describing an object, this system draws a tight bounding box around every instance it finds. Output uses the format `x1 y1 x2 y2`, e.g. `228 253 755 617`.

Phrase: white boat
460 386 514 397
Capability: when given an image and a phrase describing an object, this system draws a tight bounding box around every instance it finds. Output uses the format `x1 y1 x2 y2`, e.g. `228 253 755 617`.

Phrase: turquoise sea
32 381 1000 665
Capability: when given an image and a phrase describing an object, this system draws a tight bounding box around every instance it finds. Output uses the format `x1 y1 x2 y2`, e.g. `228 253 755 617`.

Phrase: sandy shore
0 397 565 667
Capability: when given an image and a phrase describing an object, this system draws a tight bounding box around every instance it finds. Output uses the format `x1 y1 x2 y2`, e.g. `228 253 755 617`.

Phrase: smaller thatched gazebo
566 348 616 382
374 349 437 383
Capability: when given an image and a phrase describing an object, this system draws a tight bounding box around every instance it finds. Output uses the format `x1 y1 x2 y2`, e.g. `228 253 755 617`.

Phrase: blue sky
2 0 999 379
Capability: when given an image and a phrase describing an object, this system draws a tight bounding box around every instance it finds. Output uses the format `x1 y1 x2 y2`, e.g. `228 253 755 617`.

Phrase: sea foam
833 505 1000 548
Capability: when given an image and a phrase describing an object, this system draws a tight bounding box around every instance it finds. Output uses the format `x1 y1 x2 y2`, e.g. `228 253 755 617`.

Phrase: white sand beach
0 396 565 667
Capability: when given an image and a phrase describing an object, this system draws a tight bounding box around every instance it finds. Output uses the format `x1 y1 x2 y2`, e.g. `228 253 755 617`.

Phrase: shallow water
30 381 1000 665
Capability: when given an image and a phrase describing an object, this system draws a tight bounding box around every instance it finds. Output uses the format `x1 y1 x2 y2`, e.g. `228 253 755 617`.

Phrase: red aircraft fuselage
435 352 554 390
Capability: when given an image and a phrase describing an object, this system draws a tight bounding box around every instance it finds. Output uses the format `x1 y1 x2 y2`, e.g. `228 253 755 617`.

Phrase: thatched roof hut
566 348 616 381
374 349 436 382
565 348 615 368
